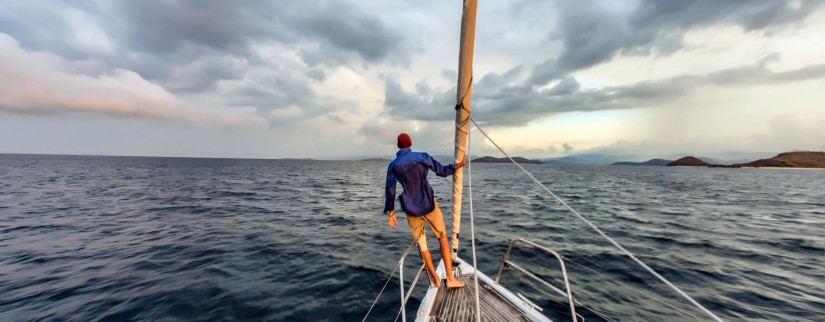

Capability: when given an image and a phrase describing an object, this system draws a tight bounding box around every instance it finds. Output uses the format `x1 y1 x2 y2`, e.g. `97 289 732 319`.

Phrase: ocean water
0 154 823 322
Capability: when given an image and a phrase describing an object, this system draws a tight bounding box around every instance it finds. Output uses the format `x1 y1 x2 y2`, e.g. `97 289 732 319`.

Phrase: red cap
397 133 412 149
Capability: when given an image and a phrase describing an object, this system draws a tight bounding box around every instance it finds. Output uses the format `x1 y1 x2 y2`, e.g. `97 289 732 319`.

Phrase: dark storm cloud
114 0 267 56
110 0 408 66
295 1 409 66
163 56 247 92
107 0 409 98
528 0 824 86
629 0 821 32
228 70 315 112
0 1 99 59
385 61 825 127
383 77 454 121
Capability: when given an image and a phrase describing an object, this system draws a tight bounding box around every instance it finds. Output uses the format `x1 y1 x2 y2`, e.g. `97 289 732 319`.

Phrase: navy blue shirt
384 148 456 217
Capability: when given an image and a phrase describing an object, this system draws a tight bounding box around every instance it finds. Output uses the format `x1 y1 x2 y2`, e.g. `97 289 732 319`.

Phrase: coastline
739 166 825 171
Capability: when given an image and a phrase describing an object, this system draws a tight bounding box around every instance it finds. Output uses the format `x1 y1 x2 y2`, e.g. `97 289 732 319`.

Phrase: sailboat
365 1 728 321
405 1 567 320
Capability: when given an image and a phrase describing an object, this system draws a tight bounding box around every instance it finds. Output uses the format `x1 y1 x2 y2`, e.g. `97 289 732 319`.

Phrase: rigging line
561 255 708 318
467 117 727 322
515 259 618 322
393 264 428 322
561 259 703 322
362 241 417 322
537 259 619 322
454 76 474 111
453 77 473 132
496 248 617 322
468 120 482 322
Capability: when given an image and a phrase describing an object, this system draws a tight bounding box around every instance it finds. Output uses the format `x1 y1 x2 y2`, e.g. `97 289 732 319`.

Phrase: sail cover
450 0 477 263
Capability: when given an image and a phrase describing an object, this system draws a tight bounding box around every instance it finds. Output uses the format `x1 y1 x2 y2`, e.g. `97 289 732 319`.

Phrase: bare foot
431 278 441 288
446 278 465 289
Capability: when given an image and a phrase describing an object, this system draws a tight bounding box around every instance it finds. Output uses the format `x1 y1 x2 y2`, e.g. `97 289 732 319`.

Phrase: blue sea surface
0 154 823 321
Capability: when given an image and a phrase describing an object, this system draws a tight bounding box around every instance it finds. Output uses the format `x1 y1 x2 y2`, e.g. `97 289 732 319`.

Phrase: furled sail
450 0 477 263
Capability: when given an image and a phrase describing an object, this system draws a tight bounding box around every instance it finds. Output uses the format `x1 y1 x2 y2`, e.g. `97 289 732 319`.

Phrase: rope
467 120 482 322
362 241 417 322
562 257 703 322
393 264 427 322
467 117 727 322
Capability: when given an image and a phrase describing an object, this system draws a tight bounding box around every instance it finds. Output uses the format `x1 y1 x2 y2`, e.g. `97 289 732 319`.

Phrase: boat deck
428 275 530 322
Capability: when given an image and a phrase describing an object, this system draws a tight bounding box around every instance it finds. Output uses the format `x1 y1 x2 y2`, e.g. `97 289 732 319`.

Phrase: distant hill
472 156 541 164
738 151 825 168
612 158 672 166
667 156 710 167
362 157 391 161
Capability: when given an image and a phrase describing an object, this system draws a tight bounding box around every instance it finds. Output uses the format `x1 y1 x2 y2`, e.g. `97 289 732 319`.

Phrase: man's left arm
425 153 465 177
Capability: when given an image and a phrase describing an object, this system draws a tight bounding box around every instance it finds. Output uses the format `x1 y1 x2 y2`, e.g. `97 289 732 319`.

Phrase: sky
1 0 824 160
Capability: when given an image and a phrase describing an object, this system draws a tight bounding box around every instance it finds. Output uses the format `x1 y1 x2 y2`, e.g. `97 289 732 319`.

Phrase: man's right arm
455 157 466 170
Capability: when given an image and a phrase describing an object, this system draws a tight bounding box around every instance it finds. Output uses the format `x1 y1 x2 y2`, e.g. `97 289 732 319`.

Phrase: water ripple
0 155 822 321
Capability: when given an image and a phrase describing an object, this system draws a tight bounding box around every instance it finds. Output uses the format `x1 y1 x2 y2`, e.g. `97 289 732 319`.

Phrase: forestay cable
362 242 417 322
467 118 482 322
468 117 726 322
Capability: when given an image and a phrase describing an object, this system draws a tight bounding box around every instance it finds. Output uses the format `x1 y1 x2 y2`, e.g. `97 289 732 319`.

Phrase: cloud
750 115 825 152
0 0 412 123
164 56 247 92
108 0 410 63
294 1 410 66
527 0 825 86
113 0 262 56
382 77 455 121
384 58 825 127
1 0 823 159
573 113 825 160
228 71 316 112
629 0 820 32
0 34 267 127
356 117 458 157
0 1 97 59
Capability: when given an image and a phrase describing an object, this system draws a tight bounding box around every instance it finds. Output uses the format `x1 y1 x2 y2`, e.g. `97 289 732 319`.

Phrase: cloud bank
0 34 266 127
0 0 823 158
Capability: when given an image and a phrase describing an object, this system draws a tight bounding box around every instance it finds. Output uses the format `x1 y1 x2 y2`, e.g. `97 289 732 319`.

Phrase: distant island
739 151 825 168
471 156 542 164
612 158 672 166
663 152 825 168
666 156 710 167
362 151 824 168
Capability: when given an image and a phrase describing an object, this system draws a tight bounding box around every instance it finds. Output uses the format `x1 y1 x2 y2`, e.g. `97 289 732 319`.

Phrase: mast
450 0 477 263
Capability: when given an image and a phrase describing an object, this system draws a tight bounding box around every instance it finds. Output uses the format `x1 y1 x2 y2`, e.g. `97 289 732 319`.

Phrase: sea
0 154 822 322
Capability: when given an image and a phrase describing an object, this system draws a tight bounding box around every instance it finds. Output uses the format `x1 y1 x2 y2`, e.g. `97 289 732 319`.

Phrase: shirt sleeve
423 153 456 177
384 166 397 213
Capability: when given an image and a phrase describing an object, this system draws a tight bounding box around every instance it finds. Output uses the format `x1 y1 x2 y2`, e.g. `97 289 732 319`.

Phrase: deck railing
494 238 579 322
397 250 427 322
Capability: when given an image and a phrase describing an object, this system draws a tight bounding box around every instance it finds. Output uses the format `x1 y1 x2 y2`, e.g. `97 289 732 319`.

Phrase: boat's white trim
413 257 554 322
413 260 443 322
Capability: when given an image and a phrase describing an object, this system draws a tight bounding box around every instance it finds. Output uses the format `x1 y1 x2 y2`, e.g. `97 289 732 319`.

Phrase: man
384 133 465 289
